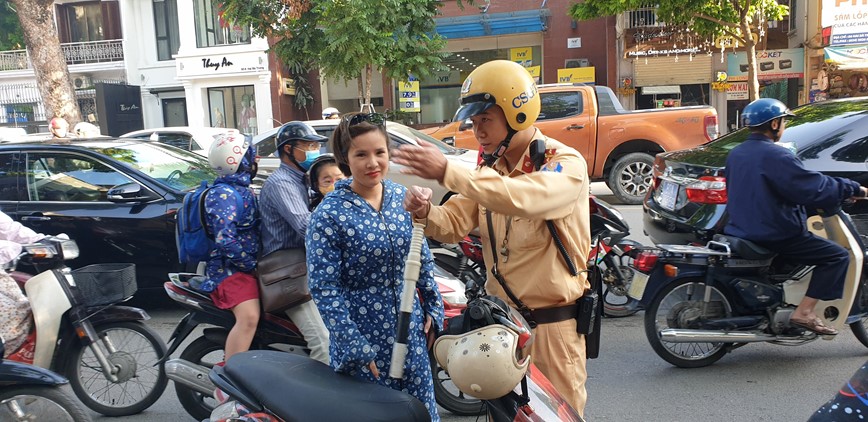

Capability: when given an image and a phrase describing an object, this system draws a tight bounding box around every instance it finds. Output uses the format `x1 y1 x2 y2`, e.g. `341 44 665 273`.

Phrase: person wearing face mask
306 154 347 210
258 121 331 364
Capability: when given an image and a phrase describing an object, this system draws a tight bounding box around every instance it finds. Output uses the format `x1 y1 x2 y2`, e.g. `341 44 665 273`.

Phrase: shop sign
624 26 711 58
567 37 582 49
398 81 420 112
558 67 595 84
822 0 868 46
726 48 804 81
726 82 749 100
423 70 460 88
510 47 533 67
177 51 268 78
825 44 868 69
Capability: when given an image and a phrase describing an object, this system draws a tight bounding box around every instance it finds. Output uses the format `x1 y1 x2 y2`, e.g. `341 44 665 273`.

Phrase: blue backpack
176 181 244 264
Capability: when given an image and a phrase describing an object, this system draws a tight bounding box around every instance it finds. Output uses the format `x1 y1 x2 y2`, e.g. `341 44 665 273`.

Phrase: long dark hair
330 112 389 176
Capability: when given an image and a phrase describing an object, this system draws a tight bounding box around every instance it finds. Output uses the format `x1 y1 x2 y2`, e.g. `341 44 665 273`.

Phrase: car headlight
60 240 80 260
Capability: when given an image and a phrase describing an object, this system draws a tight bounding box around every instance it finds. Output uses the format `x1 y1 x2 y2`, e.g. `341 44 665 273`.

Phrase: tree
0 0 24 51
219 0 468 111
9 0 82 123
570 0 789 101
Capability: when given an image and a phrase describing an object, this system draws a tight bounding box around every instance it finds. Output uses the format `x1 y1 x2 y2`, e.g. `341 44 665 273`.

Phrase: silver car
253 119 478 205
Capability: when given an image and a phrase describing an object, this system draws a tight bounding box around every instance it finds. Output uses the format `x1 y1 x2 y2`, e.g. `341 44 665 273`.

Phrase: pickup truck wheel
608 152 655 205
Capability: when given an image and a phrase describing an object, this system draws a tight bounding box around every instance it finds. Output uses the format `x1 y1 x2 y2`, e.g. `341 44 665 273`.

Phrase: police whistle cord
389 223 426 379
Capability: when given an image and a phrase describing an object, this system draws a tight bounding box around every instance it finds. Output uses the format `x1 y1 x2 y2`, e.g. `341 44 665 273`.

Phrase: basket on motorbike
70 263 138 306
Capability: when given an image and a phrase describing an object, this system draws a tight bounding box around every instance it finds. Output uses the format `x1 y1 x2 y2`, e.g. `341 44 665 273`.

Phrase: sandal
790 316 838 336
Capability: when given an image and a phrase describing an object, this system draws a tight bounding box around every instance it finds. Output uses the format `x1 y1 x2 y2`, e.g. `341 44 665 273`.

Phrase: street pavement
86 183 868 421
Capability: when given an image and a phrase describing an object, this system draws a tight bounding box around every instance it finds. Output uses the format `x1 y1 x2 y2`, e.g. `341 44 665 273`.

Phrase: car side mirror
458 119 472 131
107 183 156 203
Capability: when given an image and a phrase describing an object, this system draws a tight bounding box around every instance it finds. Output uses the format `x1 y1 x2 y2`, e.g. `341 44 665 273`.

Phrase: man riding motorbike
724 98 868 336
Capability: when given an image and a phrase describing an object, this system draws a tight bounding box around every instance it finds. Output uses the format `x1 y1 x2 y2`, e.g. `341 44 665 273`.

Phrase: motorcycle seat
713 234 777 260
224 350 431 421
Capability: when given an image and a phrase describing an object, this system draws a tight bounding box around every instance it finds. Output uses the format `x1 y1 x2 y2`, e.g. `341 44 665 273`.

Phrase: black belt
531 303 579 325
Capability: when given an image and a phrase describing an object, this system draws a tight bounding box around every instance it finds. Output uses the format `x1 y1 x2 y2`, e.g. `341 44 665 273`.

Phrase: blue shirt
259 162 311 255
724 132 861 242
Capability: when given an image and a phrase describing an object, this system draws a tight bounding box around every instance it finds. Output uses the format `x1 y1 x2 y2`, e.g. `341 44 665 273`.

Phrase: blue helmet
741 98 795 127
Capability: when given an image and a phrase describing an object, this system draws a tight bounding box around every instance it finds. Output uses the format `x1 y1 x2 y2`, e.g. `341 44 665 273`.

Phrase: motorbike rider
201 134 261 364
393 60 592 414
258 121 331 364
724 98 868 336
0 211 46 357
49 117 70 138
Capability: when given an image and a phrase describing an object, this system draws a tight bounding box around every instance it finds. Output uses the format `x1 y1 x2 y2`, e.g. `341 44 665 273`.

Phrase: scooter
162 266 472 420
5 237 168 416
0 338 92 422
630 208 868 368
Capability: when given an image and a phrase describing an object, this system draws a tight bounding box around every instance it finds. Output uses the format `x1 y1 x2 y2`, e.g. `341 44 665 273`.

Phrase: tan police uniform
418 128 591 414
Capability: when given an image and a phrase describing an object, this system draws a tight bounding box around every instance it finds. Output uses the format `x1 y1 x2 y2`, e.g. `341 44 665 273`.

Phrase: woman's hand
368 361 380 378
404 186 433 219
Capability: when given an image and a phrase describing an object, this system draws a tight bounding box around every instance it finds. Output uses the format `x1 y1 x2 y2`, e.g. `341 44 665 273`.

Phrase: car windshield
91 142 218 191
387 122 460 154
709 99 868 151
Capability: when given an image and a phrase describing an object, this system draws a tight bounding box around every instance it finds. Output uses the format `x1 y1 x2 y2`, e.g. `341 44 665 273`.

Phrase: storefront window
193 0 251 48
207 86 257 135
153 0 180 61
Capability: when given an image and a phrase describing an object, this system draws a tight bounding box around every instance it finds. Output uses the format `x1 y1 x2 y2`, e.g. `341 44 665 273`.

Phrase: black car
644 97 868 245
0 138 219 292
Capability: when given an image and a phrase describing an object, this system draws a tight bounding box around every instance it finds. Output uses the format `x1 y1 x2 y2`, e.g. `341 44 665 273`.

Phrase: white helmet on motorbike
434 324 531 400
208 132 252 176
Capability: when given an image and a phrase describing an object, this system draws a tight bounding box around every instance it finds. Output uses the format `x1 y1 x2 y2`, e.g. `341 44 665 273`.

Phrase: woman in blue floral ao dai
305 113 444 421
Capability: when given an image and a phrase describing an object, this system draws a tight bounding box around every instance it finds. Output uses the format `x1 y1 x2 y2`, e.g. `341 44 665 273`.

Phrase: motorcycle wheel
175 336 224 421
430 350 485 416
0 386 92 422
644 278 732 368
603 286 642 318
66 321 168 416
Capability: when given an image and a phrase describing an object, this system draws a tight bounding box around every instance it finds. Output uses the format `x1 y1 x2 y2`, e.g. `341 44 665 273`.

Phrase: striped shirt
259 162 311 256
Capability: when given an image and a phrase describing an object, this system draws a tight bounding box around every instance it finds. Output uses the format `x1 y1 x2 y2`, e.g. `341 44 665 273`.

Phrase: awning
435 9 551 39
825 44 868 70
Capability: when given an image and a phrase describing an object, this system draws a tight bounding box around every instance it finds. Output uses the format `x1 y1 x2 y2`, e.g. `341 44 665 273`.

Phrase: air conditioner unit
72 75 93 90
565 58 590 68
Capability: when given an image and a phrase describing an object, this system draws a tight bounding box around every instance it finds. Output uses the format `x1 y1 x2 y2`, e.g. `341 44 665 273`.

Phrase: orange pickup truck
424 84 719 204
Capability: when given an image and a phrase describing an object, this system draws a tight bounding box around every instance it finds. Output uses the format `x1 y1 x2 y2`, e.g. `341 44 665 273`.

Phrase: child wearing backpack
198 134 261 364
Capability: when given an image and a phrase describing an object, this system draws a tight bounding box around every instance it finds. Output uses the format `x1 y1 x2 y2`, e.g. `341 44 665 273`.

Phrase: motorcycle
5 237 167 416
204 257 583 422
161 265 474 420
430 195 643 318
630 208 868 368
0 338 92 422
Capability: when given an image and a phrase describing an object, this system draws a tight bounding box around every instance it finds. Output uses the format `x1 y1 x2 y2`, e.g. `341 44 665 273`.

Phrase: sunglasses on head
344 113 387 128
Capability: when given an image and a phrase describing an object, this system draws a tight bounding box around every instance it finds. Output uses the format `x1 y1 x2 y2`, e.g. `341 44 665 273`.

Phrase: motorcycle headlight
59 240 79 260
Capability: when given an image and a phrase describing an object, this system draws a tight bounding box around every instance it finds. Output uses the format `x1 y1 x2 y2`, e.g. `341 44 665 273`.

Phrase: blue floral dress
306 179 444 421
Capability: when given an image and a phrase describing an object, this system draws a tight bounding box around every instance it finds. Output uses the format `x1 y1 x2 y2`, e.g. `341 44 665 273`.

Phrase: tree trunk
364 64 372 110
12 0 81 125
740 18 760 101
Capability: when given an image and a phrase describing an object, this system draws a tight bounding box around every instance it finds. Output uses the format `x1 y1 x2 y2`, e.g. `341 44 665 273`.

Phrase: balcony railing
0 39 124 71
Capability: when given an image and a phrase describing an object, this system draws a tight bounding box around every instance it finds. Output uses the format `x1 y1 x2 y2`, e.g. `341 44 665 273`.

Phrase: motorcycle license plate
628 271 650 300
658 180 678 211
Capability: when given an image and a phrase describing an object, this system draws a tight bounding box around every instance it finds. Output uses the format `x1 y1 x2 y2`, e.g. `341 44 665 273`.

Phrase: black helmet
275 121 328 151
